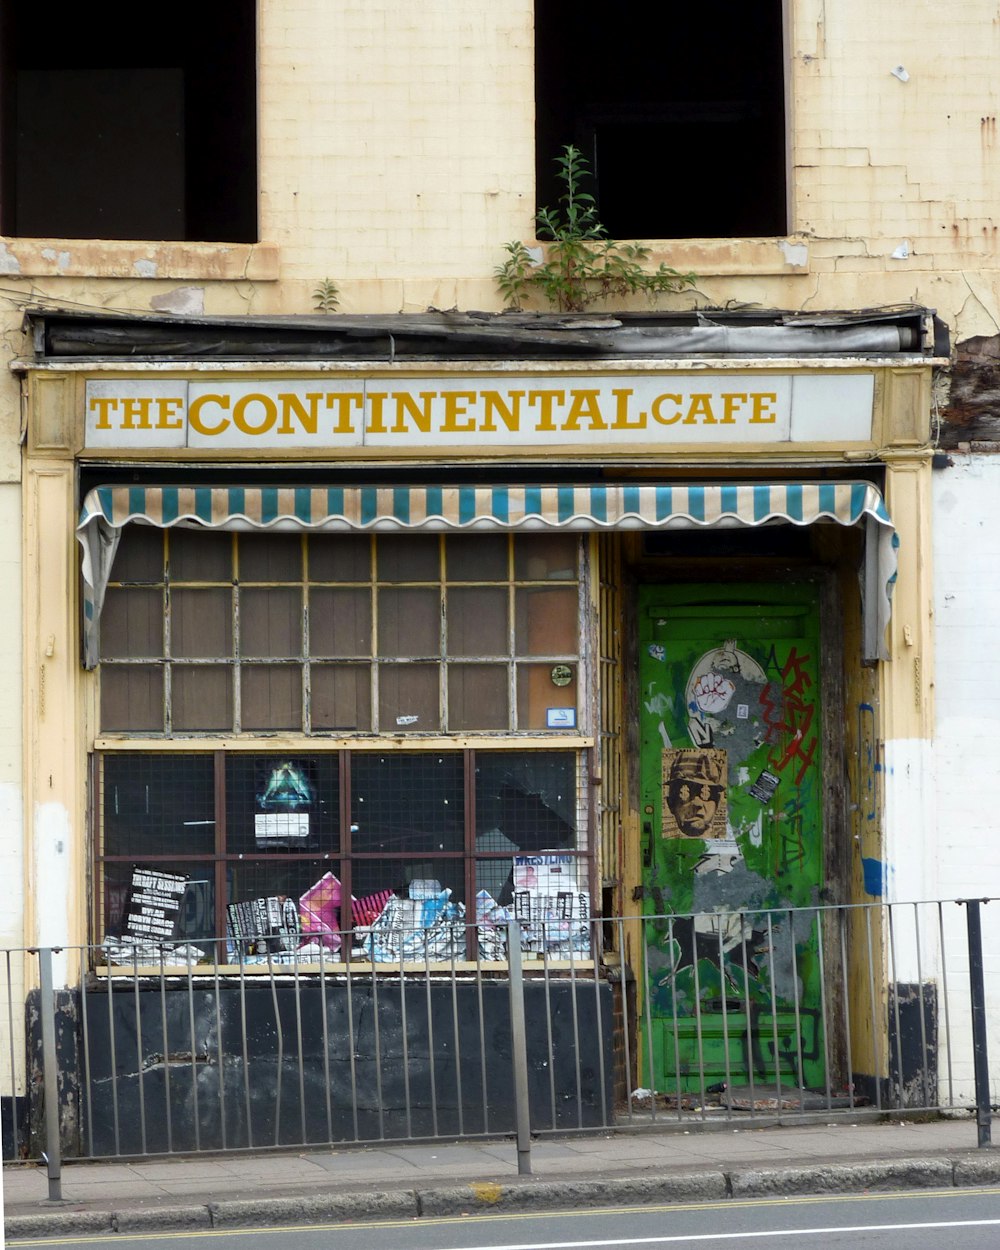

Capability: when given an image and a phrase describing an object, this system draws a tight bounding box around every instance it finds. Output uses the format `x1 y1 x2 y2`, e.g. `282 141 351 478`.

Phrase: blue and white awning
77 481 897 667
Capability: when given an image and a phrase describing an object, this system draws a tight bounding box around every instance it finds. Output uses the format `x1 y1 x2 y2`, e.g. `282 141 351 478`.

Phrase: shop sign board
83 372 875 452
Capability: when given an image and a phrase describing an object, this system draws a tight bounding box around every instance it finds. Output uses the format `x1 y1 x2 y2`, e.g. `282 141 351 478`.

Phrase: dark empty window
0 3 256 242
534 2 786 240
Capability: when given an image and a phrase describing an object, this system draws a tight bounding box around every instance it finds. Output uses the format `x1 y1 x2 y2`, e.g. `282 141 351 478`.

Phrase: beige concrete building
3 1 1000 1143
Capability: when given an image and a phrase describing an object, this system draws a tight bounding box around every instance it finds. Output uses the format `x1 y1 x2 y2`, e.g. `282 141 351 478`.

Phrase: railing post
962 899 992 1148
506 921 532 1176
37 947 64 1201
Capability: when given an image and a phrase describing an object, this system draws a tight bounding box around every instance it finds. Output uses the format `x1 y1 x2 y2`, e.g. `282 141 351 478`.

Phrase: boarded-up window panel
517 663 576 730
310 588 372 657
241 587 302 658
308 535 372 582
515 588 579 655
101 666 164 732
114 526 164 582
172 588 233 658
377 589 440 657
241 665 302 730
172 665 233 731
378 664 440 732
447 587 508 657
377 534 439 583
169 530 232 582
514 535 578 581
448 664 509 730
101 588 164 659
446 535 508 582
238 533 302 582
312 664 372 731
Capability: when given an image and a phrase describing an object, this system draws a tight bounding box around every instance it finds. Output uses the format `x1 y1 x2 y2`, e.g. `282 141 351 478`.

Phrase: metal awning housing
77 480 897 668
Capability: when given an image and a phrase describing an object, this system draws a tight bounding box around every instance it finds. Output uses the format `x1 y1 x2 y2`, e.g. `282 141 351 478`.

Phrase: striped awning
77 481 898 667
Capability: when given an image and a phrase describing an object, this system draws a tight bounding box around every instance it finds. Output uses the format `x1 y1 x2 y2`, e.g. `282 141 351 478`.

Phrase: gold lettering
610 388 644 429
721 393 747 425
392 391 437 434
684 393 716 425
480 390 523 433
155 397 184 430
89 397 119 430
527 389 565 432
441 390 478 433
277 392 321 436
232 393 278 436
563 389 607 431
326 392 364 435
650 393 683 425
749 392 778 424
366 392 388 434
121 398 153 430
189 394 230 437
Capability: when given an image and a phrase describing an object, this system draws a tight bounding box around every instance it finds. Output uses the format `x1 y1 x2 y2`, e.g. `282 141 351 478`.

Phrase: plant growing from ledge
495 145 696 313
312 278 341 313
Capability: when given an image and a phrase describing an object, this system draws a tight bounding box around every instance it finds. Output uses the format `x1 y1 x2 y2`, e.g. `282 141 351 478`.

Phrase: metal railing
2 900 996 1194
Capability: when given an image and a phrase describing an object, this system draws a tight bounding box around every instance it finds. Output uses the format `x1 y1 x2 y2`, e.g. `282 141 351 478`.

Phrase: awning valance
77 481 897 668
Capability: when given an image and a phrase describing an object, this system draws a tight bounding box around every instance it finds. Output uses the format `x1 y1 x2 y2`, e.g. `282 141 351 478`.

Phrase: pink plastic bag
299 872 342 952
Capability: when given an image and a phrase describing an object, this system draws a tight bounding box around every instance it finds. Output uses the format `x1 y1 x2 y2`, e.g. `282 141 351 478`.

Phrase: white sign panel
84 373 875 452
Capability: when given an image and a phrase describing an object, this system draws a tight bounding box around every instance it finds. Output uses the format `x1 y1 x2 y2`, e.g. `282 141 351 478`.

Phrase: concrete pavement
4 1115 1000 1240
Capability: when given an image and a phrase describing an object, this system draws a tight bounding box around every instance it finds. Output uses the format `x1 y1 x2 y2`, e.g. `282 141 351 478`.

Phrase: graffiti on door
639 586 825 1090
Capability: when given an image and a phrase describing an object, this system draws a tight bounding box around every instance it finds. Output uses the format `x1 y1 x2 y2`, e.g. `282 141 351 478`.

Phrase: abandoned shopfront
18 309 941 1129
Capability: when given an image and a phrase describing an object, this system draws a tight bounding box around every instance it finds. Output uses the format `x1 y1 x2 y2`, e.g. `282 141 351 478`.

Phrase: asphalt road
9 1188 1000 1250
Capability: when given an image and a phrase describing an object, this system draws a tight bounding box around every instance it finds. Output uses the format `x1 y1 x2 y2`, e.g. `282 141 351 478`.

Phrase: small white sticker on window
396 714 419 726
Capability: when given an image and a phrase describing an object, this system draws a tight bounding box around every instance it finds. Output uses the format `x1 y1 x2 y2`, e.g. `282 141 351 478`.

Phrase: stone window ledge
0 237 279 281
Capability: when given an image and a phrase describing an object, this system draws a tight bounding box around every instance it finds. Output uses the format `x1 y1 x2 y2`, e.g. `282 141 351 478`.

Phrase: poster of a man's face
662 748 728 839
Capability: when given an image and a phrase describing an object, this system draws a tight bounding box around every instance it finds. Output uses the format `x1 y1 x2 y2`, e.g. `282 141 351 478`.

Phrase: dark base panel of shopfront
68 979 614 1155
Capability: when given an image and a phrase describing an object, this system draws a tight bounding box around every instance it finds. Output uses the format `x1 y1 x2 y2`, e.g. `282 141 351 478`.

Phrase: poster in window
255 759 316 843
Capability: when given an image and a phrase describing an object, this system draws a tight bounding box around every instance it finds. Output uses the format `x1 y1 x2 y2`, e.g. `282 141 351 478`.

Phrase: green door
638 583 826 1094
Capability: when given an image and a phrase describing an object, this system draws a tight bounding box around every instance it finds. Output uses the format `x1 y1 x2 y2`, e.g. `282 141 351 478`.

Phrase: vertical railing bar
937 902 955 1108
5 951 17 1157
186 950 201 1152
765 913 783 1111
79 947 95 1158
424 934 439 1139
37 948 62 1200
667 915 682 1123
319 944 333 1143
542 926 557 1131
912 903 931 1109
371 953 385 1141
506 920 532 1175
718 920 733 1122
864 906 883 1112
640 917 658 1122
567 924 584 1130
105 949 121 1157
592 917 608 1128
237 946 253 1149
741 912 756 1115
266 952 282 1147
788 908 806 1115
690 914 708 1123
963 898 993 1148
132 945 147 1154
617 919 636 1124
212 943 227 1151
838 909 856 1112
399 941 412 1140
815 910 833 1110
474 923 488 1136
450 941 464 1138
158 946 173 1153
887 903 904 1111
292 945 307 1145
345 949 360 1142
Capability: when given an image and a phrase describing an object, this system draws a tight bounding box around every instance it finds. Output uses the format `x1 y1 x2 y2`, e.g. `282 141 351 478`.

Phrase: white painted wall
933 453 1000 1101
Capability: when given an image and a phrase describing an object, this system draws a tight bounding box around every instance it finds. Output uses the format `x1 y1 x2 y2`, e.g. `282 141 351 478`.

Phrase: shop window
99 531 584 735
534 1 787 239
0 3 256 241
96 749 590 962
